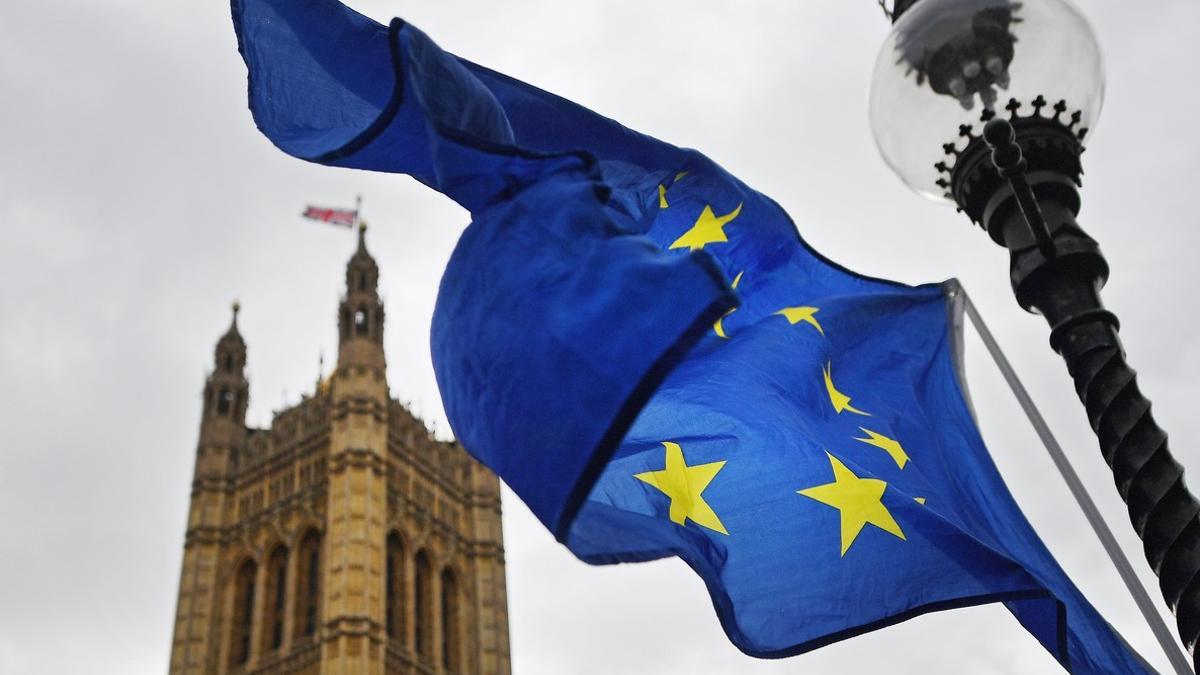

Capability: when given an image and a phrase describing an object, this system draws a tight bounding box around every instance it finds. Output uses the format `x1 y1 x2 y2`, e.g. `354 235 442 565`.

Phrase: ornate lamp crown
937 95 1087 226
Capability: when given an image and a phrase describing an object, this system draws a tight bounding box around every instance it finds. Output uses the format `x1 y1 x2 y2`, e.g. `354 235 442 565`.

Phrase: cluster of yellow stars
633 183 925 557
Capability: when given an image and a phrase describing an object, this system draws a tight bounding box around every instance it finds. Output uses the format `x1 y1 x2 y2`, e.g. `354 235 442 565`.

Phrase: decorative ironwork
939 96 1086 226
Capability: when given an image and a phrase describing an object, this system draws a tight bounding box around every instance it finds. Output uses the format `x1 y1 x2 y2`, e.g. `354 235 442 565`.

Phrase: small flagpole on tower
355 194 363 227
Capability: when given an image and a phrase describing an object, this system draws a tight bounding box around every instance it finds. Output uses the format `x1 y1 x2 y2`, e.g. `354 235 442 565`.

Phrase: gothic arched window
218 389 233 415
441 567 460 672
359 271 368 292
414 550 432 660
230 558 257 667
294 531 321 640
262 546 287 653
385 533 406 644
354 308 369 336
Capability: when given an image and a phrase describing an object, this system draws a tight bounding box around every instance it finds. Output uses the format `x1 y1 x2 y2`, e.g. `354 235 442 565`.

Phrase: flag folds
231 1 1147 670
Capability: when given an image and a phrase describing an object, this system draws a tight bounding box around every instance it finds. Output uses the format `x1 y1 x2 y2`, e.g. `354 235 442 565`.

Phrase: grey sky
1 0 1197 672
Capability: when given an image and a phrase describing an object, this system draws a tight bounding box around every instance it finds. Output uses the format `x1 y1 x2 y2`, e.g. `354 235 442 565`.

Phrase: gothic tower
170 226 511 674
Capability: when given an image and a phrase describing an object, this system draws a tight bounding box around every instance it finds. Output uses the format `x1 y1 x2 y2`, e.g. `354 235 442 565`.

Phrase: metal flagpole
957 284 1191 675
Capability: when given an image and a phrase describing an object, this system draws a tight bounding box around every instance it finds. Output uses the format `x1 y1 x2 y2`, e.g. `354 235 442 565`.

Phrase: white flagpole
955 282 1190 674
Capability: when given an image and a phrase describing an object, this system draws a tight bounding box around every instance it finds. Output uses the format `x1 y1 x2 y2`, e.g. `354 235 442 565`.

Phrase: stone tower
169 226 511 674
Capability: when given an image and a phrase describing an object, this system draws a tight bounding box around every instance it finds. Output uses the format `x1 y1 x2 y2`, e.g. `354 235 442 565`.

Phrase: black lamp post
869 0 1200 669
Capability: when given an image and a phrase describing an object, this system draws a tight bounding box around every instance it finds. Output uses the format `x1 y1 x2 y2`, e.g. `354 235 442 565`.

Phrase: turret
172 303 250 673
336 223 386 373
197 302 249 476
324 223 390 671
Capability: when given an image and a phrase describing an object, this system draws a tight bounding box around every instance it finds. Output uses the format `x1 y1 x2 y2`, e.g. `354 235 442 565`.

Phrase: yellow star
823 362 870 416
855 428 909 469
658 184 670 209
669 202 743 252
798 452 906 556
634 441 729 535
713 271 744 339
775 306 824 335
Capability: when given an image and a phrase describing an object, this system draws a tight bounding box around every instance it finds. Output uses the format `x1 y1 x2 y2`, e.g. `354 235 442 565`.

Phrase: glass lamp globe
869 0 1105 201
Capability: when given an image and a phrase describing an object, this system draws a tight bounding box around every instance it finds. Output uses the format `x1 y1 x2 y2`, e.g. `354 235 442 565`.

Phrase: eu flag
231 0 1147 670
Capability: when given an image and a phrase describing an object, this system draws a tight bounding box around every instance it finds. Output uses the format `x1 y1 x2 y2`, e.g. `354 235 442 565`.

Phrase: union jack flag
302 205 357 227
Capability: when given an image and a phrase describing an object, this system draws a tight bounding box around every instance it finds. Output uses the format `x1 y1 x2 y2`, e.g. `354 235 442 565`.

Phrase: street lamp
869 0 1200 669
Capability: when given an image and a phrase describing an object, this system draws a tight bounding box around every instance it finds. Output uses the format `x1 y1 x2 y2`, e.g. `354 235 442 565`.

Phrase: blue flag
231 1 1147 670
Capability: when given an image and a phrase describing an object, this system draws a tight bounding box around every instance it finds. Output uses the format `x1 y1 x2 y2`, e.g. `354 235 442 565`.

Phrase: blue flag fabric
231 1 1147 670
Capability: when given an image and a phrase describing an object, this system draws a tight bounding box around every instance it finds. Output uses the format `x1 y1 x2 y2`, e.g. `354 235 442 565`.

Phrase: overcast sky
2 0 1199 673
